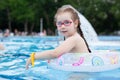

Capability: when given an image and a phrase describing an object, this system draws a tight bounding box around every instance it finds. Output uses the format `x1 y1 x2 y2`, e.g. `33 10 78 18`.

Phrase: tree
0 0 119 35
0 0 12 31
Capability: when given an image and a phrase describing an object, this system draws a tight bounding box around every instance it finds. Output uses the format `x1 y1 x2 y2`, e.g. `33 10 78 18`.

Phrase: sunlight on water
0 36 120 80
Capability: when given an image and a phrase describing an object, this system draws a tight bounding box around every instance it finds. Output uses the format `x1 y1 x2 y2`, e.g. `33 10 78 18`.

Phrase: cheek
69 25 77 32
57 27 61 31
70 24 76 29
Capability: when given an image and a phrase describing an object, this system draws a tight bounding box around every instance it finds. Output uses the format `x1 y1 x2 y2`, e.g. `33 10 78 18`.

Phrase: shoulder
65 36 76 42
67 33 83 41
64 36 78 45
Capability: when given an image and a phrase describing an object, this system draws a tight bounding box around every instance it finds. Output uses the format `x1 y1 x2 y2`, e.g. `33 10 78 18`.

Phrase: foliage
0 0 120 35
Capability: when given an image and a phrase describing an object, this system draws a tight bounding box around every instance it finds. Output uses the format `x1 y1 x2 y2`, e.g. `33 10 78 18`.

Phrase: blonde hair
54 5 91 52
54 5 80 24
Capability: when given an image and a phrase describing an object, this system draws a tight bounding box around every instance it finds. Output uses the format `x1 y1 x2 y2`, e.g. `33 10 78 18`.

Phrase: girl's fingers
26 58 31 70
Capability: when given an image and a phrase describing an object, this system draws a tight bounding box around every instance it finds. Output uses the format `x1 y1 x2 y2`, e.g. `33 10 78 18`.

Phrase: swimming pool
0 36 120 80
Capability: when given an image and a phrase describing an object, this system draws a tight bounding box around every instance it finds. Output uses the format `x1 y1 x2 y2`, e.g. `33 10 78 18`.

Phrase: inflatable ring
48 51 120 72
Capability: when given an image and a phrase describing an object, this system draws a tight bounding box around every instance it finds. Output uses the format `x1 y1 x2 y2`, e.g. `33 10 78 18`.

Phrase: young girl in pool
26 5 91 69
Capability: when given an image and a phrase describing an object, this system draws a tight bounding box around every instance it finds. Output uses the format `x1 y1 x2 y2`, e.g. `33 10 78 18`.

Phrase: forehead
56 12 72 21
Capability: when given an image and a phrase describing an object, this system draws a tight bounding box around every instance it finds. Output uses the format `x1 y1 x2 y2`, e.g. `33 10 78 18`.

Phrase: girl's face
56 12 78 38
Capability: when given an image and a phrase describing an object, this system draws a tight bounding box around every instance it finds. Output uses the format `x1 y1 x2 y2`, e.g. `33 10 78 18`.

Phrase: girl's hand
25 58 31 70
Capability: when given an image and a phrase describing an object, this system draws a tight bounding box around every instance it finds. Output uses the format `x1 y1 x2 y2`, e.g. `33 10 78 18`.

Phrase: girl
26 5 91 69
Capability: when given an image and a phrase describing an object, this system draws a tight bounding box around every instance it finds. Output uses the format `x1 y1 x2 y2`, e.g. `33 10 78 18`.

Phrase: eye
64 20 71 25
56 22 62 26
64 20 70 24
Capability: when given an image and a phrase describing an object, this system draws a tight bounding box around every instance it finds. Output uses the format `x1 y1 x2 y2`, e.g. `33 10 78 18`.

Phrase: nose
60 24 65 28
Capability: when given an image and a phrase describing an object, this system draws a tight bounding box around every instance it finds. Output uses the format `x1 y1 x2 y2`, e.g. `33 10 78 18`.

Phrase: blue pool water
0 36 120 80
98 36 120 41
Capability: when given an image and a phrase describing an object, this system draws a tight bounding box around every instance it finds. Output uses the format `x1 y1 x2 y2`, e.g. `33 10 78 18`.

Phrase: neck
65 32 78 39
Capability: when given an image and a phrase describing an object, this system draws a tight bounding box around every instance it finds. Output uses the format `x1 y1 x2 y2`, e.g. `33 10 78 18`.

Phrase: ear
74 19 79 28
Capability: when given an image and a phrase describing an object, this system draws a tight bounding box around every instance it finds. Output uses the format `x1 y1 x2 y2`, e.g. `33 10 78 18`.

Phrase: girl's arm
26 36 76 69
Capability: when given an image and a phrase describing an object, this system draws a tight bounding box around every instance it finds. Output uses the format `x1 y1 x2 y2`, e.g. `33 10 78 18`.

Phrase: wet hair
54 5 91 52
